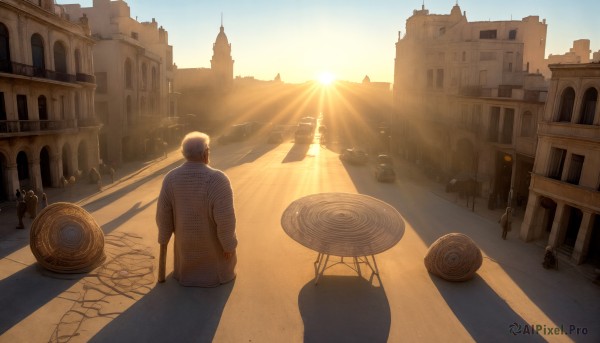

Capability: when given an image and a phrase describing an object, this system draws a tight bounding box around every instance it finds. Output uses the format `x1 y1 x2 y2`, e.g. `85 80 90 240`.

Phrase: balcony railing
0 119 77 135
0 61 95 84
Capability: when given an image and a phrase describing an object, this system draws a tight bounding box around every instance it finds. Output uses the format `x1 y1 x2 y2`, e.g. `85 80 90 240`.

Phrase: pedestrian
156 131 237 287
25 190 38 219
16 198 27 229
542 246 558 269
39 193 48 211
15 189 22 205
499 207 512 240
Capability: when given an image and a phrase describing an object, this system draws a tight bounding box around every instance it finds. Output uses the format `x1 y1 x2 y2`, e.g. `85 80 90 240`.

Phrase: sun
317 71 336 86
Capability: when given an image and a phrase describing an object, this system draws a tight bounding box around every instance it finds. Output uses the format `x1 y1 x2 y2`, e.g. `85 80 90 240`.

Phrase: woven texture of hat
281 193 404 257
30 202 105 273
424 233 482 282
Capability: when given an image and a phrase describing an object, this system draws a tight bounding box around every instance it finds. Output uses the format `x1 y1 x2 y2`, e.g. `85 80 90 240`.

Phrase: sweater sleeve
156 175 174 245
209 171 237 252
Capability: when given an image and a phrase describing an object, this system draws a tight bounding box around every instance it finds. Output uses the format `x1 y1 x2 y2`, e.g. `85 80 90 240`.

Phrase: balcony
538 122 600 142
0 61 95 84
531 173 600 212
0 119 77 136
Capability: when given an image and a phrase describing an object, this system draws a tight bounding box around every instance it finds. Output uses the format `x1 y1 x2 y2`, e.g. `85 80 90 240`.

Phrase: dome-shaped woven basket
30 202 106 274
424 233 482 282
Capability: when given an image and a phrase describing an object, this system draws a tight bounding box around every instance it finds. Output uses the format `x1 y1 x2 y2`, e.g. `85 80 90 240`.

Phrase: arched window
38 95 48 120
557 87 575 122
53 41 67 74
74 92 80 119
74 49 81 74
0 23 11 73
31 33 45 76
124 58 132 88
141 63 147 90
579 87 597 125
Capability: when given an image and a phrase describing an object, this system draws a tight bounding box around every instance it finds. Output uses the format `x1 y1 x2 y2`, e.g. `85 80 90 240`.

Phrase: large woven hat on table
30 202 105 274
281 193 405 257
424 233 482 282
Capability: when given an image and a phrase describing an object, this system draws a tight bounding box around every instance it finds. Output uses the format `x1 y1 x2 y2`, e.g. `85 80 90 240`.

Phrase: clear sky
57 0 600 84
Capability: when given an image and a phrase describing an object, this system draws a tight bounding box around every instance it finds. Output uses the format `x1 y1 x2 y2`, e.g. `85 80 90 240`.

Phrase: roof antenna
422 1 425 10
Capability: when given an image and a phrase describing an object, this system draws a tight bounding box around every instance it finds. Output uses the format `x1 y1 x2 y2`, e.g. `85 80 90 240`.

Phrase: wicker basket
30 202 106 274
424 233 482 282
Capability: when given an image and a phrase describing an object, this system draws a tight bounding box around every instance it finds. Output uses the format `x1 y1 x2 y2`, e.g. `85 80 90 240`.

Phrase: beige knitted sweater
156 161 237 287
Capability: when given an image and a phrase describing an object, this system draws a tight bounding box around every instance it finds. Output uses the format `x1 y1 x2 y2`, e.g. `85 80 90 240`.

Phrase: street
0 135 599 343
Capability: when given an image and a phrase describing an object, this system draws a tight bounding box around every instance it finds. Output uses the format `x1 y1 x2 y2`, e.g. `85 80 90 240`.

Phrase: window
557 87 575 122
436 69 444 88
38 95 48 120
53 41 67 74
501 108 514 144
480 30 497 39
17 94 28 120
152 66 158 91
520 111 533 137
0 92 6 120
74 93 80 119
126 96 133 126
548 148 566 180
508 30 517 40
488 107 500 142
125 58 132 88
74 49 81 74
31 34 45 76
567 154 584 185
0 23 10 73
579 87 597 125
426 69 433 88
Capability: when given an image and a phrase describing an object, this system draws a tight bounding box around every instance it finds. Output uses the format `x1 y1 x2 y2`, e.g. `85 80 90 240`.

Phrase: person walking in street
499 207 512 240
156 131 237 287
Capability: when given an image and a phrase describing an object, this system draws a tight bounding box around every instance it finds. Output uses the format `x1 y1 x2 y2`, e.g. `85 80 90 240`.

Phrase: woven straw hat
281 192 405 257
30 202 106 274
424 233 482 282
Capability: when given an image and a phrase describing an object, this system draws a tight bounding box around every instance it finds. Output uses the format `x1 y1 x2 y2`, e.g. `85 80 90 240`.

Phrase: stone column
520 192 541 242
6 163 19 201
547 201 566 248
28 157 43 194
50 153 62 187
572 211 595 264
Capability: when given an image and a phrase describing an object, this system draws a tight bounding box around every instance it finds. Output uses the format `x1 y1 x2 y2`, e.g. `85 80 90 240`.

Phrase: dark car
339 148 368 165
295 123 315 143
375 163 396 182
377 154 394 166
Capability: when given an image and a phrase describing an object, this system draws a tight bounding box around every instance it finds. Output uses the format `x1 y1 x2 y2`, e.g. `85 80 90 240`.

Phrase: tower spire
221 12 223 27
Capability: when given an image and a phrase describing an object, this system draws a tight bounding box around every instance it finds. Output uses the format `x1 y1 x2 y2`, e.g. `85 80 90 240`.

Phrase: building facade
63 0 177 166
520 63 600 267
393 4 548 211
0 0 100 201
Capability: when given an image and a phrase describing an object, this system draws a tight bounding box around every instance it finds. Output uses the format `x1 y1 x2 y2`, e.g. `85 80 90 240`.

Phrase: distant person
25 190 38 219
16 198 27 230
156 131 237 287
542 246 558 269
39 193 48 212
499 207 512 240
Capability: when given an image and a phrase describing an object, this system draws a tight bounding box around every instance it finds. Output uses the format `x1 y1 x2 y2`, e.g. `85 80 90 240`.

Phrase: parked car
375 163 396 182
339 148 368 165
377 154 394 167
218 123 251 144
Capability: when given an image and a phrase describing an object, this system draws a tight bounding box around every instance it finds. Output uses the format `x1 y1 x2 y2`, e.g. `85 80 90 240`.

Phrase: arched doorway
78 140 88 173
40 146 51 188
16 151 29 189
537 196 557 240
62 143 71 177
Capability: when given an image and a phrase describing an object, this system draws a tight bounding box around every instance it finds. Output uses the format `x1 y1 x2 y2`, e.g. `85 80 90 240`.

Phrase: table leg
315 254 330 285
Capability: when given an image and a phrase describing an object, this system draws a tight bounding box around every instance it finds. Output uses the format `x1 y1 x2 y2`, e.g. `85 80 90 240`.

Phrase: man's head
181 131 210 163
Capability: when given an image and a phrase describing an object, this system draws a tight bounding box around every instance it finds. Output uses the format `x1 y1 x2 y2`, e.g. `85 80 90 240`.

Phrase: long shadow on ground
298 276 390 343
89 277 235 343
0 265 82 335
431 274 545 342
